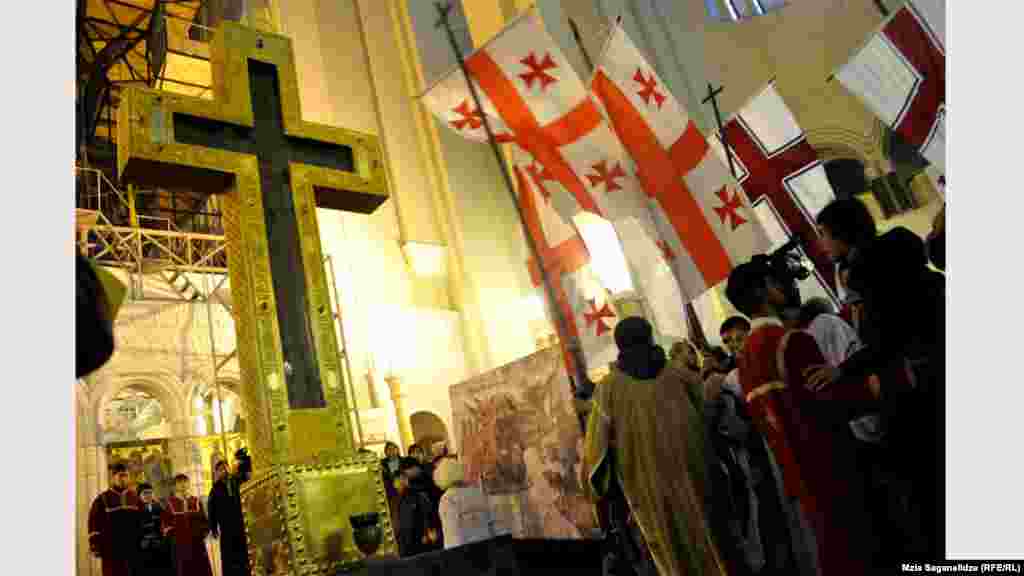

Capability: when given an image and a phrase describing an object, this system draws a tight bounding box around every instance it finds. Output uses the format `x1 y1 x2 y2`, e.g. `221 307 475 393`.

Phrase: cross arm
285 122 389 210
116 86 256 192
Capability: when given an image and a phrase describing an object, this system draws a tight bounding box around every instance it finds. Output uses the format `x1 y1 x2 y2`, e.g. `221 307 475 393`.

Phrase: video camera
750 234 812 311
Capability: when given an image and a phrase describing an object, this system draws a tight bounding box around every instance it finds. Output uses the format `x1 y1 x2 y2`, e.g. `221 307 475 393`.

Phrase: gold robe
584 364 726 576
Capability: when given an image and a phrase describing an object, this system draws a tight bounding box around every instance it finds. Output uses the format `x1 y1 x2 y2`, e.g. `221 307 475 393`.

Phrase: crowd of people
584 197 946 576
87 454 252 576
80 195 948 576
87 436 503 575
380 441 500 558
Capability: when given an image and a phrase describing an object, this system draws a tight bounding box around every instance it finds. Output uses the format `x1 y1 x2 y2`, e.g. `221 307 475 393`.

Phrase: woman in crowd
434 457 497 549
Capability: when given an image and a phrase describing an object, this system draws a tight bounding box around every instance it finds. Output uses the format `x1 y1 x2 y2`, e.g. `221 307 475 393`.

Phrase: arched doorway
410 411 449 457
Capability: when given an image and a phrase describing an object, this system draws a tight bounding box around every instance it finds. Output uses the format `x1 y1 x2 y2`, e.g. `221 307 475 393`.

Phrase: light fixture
572 212 635 296
705 0 788 22
401 241 448 278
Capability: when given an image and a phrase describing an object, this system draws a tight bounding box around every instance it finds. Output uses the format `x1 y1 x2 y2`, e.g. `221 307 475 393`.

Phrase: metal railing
75 165 228 274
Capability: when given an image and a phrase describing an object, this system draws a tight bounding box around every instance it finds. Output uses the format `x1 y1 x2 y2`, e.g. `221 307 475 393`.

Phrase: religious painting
450 346 598 539
107 439 173 501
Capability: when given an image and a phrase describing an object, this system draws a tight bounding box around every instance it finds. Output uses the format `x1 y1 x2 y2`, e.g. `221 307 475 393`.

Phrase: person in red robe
162 474 214 576
725 256 878 576
88 463 142 576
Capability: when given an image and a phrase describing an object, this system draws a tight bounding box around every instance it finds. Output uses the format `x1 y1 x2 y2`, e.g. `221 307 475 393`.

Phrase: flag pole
433 2 592 396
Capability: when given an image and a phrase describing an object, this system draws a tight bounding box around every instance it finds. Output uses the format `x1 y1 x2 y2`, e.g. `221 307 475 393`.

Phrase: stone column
384 375 415 451
78 445 108 576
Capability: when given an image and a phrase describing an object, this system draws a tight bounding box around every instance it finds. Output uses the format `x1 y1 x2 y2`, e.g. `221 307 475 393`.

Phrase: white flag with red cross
419 9 688 340
716 82 839 307
511 151 622 370
421 10 612 218
561 263 620 370
590 23 773 301
835 0 945 171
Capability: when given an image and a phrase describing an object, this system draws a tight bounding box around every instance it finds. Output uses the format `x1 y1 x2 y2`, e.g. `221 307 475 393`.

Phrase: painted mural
449 346 597 539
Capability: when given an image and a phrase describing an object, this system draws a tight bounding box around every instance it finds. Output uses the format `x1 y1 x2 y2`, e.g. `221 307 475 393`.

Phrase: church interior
74 1 945 575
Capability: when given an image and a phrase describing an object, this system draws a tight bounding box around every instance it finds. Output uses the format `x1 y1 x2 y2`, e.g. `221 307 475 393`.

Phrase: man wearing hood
583 316 727 576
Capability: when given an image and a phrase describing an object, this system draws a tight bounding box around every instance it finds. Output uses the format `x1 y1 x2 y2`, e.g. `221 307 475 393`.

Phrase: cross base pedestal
241 454 396 575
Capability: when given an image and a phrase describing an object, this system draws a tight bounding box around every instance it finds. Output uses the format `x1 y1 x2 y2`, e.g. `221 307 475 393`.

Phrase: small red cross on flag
633 69 665 109
519 52 559 92
586 160 627 193
713 186 748 230
525 161 556 202
450 100 484 132
583 299 616 337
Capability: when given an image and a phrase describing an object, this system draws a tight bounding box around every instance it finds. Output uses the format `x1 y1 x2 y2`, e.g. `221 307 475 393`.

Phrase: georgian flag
421 9 610 217
716 82 838 306
512 152 622 370
561 263 620 370
835 0 945 171
590 23 772 300
419 9 685 340
515 107 690 338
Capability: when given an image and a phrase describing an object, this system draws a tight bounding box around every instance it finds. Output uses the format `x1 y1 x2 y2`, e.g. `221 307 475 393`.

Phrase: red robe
88 487 142 576
162 495 214 576
738 317 876 576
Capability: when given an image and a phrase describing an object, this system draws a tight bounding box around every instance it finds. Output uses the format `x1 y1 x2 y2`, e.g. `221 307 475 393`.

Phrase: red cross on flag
562 264 619 369
590 23 772 300
835 0 945 171
513 152 623 370
717 82 839 306
421 10 612 217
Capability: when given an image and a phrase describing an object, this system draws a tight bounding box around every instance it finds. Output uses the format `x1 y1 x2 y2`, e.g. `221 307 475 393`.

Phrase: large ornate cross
117 22 388 463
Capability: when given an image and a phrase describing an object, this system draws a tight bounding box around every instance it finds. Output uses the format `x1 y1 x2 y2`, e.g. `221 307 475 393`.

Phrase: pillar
78 445 108 576
384 375 415 451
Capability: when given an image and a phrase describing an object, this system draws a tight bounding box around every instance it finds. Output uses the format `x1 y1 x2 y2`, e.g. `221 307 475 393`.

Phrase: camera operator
724 240 877 576
208 448 253 576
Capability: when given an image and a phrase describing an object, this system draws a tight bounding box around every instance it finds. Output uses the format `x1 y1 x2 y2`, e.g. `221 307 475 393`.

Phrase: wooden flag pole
434 2 592 396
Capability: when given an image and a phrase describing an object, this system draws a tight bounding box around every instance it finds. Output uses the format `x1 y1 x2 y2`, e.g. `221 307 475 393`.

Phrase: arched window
191 382 244 436
100 386 168 444
706 0 787 22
